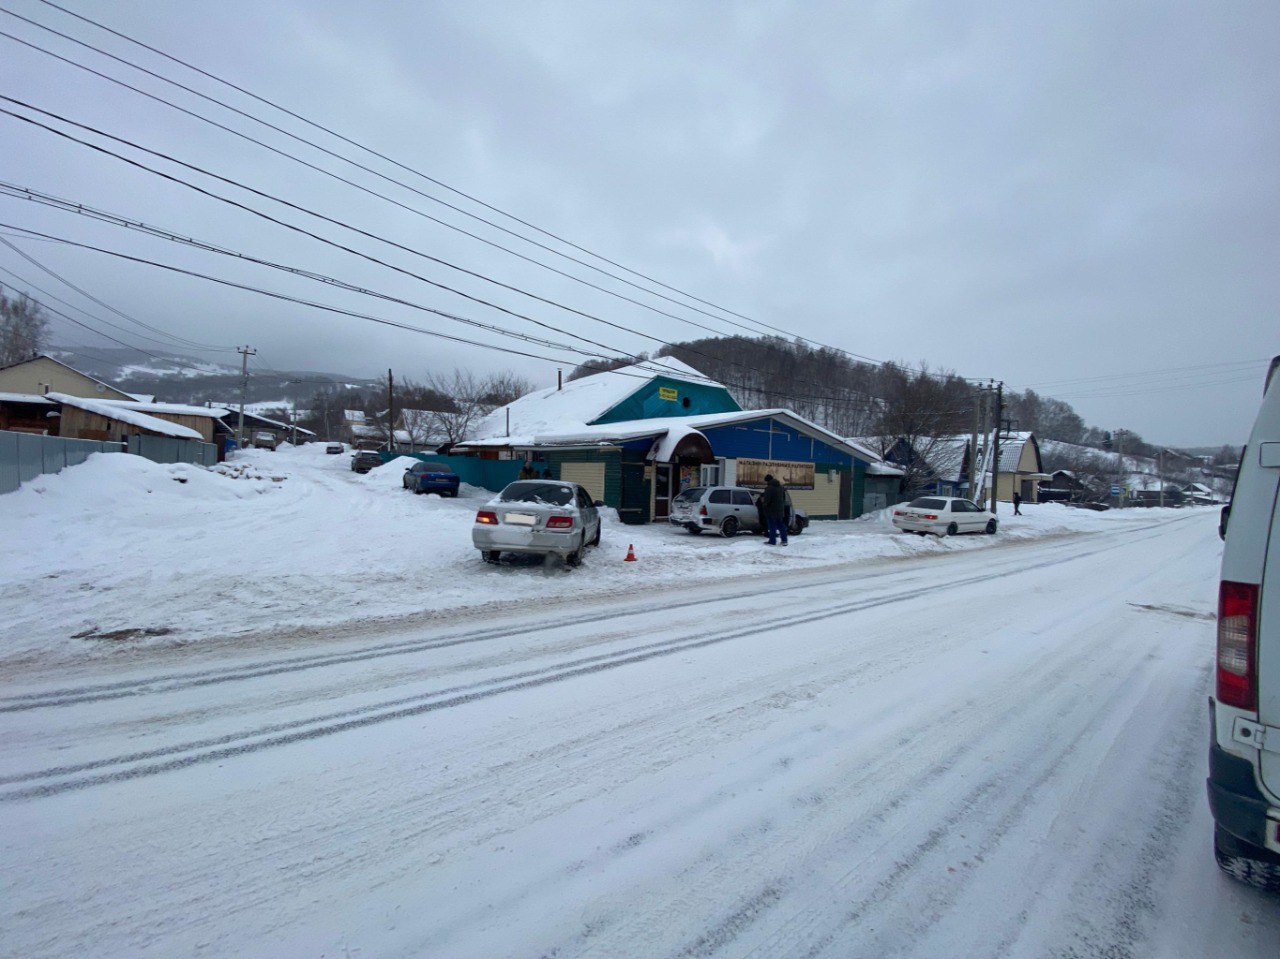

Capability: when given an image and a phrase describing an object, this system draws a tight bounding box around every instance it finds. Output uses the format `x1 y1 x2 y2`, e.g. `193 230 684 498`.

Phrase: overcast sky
1 1 1276 446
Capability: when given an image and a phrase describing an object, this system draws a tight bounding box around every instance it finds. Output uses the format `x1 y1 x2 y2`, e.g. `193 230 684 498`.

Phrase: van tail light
476 510 498 525
1217 580 1258 710
545 515 573 530
700 505 708 516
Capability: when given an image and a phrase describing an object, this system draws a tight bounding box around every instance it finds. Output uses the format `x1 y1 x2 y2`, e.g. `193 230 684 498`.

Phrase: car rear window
674 487 706 504
499 482 574 506
908 497 947 509
417 463 454 473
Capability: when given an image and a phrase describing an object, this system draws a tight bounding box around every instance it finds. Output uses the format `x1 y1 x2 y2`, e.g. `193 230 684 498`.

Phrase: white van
1209 356 1280 890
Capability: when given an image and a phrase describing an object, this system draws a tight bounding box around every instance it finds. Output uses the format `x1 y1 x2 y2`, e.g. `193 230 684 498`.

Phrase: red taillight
893 510 904 516
476 510 498 525
545 515 573 530
922 514 938 520
699 505 708 516
1217 580 1258 710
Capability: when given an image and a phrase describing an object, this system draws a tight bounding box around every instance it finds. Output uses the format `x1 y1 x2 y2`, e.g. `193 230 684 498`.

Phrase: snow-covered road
2 511 1276 957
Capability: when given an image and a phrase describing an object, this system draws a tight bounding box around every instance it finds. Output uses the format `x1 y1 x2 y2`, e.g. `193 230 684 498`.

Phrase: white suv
1209 356 1280 890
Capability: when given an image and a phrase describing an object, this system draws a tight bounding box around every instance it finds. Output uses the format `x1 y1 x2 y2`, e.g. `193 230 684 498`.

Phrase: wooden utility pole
989 381 1003 514
387 368 394 452
236 345 256 451
970 384 983 502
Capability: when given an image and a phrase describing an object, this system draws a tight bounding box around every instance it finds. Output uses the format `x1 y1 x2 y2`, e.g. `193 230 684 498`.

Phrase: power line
0 106 892 409
0 223 904 414
4 5 984 382
0 183 907 410
0 231 236 352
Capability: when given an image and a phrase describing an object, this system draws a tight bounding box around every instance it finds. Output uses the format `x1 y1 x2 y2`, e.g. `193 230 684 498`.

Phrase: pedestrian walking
1012 490 1023 515
761 474 788 546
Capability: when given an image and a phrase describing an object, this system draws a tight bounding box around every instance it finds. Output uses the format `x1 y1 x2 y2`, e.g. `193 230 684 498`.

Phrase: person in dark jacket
1012 490 1023 515
761 474 788 546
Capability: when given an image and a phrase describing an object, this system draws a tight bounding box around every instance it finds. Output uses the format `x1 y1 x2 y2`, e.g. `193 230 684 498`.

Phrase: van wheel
721 516 739 538
946 522 959 536
1215 827 1280 891
986 519 998 534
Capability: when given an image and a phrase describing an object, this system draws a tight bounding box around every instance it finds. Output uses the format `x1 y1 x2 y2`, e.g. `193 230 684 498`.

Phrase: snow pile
0 444 1212 660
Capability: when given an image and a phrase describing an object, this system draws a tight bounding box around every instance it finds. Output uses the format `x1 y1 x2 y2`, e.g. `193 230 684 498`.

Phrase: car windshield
499 481 574 506
909 497 948 509
674 487 706 504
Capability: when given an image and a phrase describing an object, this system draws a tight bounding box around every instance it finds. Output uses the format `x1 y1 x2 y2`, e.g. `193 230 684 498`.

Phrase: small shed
49 392 204 442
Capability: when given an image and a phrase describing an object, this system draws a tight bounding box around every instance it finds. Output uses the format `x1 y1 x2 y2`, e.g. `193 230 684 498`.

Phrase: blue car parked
402 461 461 497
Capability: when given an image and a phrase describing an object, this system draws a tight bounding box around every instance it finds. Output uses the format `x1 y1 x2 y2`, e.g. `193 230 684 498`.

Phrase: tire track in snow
0 522 1176 714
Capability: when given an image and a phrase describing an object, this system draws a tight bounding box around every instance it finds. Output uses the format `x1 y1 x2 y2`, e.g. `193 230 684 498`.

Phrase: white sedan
892 496 998 536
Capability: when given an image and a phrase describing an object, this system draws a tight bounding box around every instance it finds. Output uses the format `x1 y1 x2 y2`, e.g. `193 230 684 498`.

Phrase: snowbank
0 445 1209 660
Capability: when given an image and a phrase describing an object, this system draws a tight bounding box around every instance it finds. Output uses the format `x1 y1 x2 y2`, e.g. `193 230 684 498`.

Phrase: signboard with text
736 458 815 490
658 386 679 402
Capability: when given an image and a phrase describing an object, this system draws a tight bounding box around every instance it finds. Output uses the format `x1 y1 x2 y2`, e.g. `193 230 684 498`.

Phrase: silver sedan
892 496 998 536
473 480 602 566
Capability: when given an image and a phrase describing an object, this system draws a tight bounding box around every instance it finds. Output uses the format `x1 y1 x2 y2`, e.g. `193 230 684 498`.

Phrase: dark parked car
402 461 461 497
350 450 382 474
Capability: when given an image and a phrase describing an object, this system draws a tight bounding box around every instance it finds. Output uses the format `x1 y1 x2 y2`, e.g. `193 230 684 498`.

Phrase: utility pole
989 381 1003 514
387 368 395 452
236 345 256 452
970 384 985 502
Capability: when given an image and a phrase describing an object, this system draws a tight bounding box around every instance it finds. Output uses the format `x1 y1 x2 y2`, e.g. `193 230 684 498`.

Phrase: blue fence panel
376 452 524 492
0 431 124 494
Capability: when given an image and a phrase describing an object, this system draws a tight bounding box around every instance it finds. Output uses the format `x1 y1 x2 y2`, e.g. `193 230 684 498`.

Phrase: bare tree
867 364 973 496
0 292 50 366
424 368 491 444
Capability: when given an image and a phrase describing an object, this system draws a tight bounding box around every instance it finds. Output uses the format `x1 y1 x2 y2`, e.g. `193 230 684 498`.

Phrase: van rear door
1259 439 1280 798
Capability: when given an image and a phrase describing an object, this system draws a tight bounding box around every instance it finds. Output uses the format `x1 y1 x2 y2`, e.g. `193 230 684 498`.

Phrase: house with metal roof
0 354 135 401
455 356 896 524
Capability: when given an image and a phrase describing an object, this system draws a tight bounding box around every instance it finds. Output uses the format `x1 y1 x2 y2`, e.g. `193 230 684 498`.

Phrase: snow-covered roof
127 393 156 403
48 392 203 439
101 399 230 419
344 409 366 423
0 391 55 404
351 424 412 444
218 407 315 435
469 356 727 442
461 407 887 466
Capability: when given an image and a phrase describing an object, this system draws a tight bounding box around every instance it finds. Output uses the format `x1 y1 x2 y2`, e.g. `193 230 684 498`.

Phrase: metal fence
0 431 123 495
126 434 218 467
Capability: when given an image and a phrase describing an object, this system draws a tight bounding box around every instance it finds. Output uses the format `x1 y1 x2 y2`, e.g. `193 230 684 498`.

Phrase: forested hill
571 335 1095 449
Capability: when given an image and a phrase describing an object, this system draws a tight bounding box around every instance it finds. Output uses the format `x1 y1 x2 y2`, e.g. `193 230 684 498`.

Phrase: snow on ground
0 443 1208 662
1 510 1275 957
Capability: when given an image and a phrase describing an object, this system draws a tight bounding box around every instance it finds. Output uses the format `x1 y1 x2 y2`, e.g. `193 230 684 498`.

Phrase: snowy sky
0 0 1275 446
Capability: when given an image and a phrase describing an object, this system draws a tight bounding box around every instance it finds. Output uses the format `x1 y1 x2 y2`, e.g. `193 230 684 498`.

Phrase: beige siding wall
789 479 840 518
145 412 215 442
0 357 133 400
560 462 607 501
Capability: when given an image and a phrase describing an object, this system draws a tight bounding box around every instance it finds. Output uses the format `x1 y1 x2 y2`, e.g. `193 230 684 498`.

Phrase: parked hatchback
402 461 461 497
892 496 997 536
473 480 602 567
1208 355 1280 890
669 485 808 537
350 450 382 473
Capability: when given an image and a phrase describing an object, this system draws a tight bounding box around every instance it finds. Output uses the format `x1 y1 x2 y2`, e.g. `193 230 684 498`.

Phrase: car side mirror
593 500 605 507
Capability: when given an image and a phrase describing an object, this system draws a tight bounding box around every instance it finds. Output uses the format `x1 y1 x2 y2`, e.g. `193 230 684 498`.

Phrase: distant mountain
47 346 377 407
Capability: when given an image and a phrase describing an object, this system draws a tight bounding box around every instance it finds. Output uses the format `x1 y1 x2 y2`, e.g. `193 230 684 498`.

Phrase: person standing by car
1012 490 1023 515
762 474 788 546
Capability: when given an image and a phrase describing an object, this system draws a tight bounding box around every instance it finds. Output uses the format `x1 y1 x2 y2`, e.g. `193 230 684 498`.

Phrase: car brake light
922 514 938 520
476 510 498 525
700 505 708 516
545 515 573 530
1217 580 1258 710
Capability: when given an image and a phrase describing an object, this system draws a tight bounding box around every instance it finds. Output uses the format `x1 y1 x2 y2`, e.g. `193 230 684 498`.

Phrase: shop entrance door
654 464 673 519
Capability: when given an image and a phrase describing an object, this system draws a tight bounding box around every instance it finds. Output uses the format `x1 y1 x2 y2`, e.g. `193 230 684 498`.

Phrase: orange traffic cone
624 543 637 562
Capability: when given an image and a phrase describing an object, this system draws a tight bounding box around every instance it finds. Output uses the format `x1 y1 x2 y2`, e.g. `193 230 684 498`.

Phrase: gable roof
101 399 231 419
469 356 729 443
48 392 204 439
0 353 135 400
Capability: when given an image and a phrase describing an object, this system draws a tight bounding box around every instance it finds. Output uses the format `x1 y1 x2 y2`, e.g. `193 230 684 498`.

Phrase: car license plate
505 512 537 526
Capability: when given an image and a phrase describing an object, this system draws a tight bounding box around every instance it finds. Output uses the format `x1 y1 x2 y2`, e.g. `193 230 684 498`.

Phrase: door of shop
654 464 673 519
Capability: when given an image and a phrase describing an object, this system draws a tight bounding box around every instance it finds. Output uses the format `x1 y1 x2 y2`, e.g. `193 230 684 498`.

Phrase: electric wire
5 6 983 381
